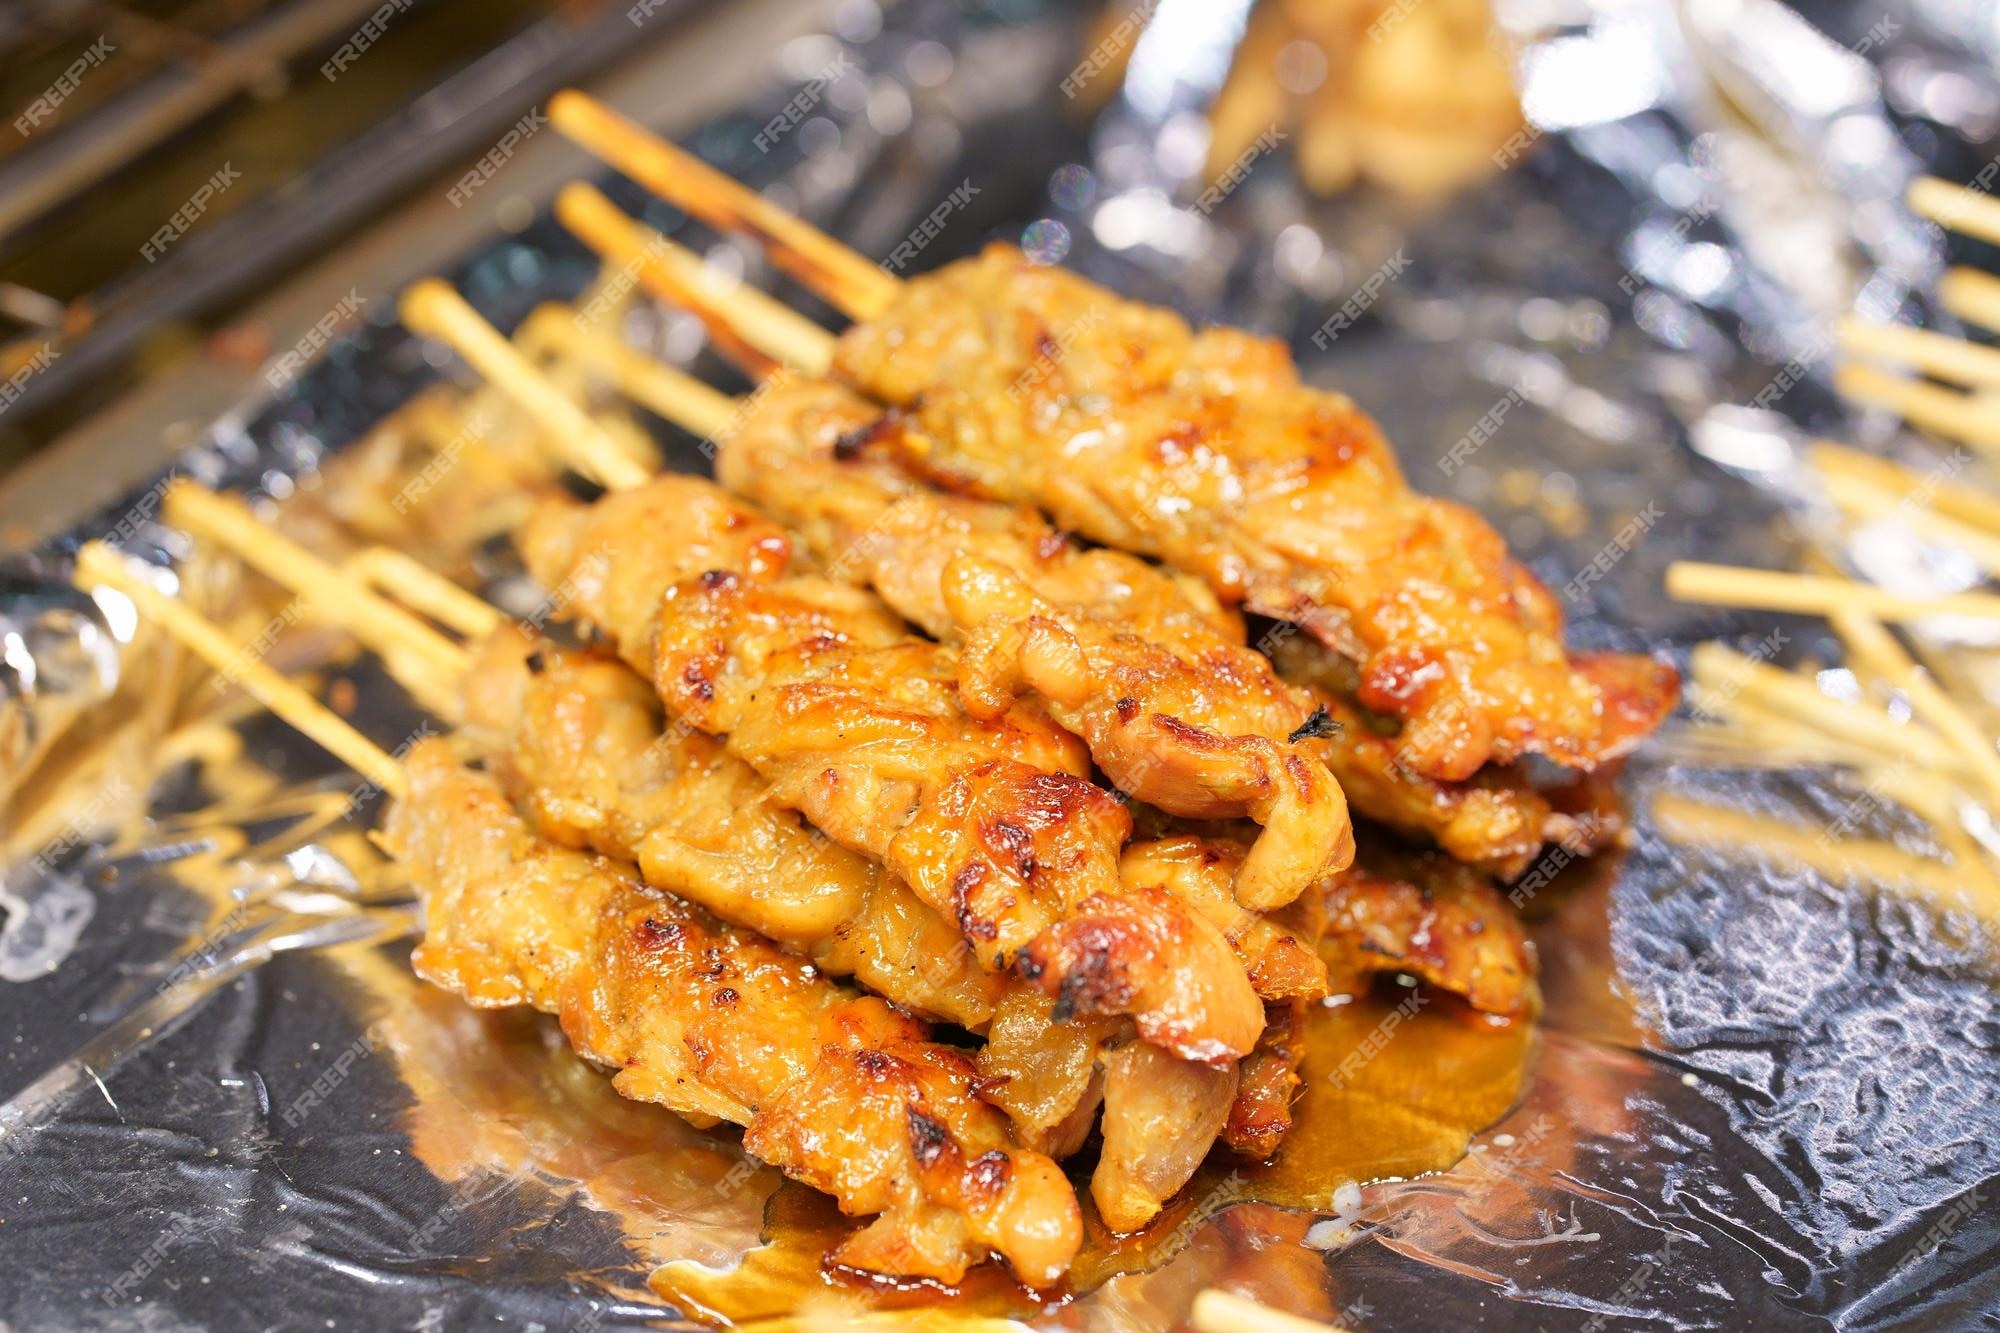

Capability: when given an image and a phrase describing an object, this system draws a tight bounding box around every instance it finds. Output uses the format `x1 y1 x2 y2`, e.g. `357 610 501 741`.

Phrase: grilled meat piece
831 244 1678 781
1123 827 1540 1164
383 739 1082 1286
978 989 1117 1155
521 478 1266 1067
716 378 1353 909
459 630 1003 1027
1114 834 1328 1002
975 991 1238 1231
1270 635 1606 878
1120 836 1321 1164
1291 838 1541 1020
649 569 1262 1065
1225 1000 1309 1160
516 471 792 653
1094 1039 1239 1233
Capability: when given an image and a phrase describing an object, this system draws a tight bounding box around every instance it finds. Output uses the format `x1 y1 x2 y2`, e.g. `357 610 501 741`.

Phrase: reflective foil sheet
2 1 1997 1328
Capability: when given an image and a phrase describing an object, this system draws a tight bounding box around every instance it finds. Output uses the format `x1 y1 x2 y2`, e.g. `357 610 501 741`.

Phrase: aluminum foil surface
2 1 1997 1328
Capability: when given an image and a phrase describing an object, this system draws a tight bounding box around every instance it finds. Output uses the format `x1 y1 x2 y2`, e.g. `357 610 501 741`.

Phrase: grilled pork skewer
451 315 1544 1133
546 92 1677 784
398 268 1544 996
548 194 1351 913
550 185 1594 880
134 469 1538 1239
70 542 1083 1286
708 375 1355 913
421 250 1355 917
831 245 1678 783
359 280 1334 1220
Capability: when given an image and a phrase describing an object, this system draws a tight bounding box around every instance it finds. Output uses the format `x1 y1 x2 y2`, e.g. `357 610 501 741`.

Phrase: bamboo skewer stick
1651 791 1981 906
1807 442 2000 536
1190 1290 1337 1333
1834 362 2000 459
1663 720 1919 779
1666 561 2000 622
1828 609 2000 808
339 547 504 640
1909 176 2000 248
73 543 406 799
398 266 763 490
516 304 740 438
1837 317 2000 390
1688 643 1965 771
231 545 482 720
1870 765 2000 909
1819 471 2000 577
1687 690 1930 773
398 279 652 492
162 483 466 692
554 183 840 376
163 483 471 718
1939 266 2000 335
560 197 827 383
547 91 901 320
158 515 517 787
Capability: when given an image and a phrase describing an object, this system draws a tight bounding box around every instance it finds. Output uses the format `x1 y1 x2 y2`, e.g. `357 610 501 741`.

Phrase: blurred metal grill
0 0 729 487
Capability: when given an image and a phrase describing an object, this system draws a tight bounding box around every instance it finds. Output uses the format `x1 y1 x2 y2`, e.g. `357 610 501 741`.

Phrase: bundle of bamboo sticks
1664 175 2000 926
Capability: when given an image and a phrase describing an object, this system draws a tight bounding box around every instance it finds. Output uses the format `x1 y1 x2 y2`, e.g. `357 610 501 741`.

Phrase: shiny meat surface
1114 835 1328 1002
458 630 1003 1028
461 633 1307 1214
520 482 1266 1066
974 992 1238 1231
1287 837 1541 1019
716 378 1354 909
831 245 1678 781
717 377 1589 880
648 570 1261 1066
382 740 1081 1286
1271 635 1605 878
516 472 792 656
1225 1000 1309 1160
977 989 1117 1155
1093 1040 1239 1233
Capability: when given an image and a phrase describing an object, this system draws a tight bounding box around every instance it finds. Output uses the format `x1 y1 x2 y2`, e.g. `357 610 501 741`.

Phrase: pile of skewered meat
185 240 1676 1289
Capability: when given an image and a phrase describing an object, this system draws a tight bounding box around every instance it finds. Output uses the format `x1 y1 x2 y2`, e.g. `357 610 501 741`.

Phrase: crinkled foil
3 1 1998 1329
